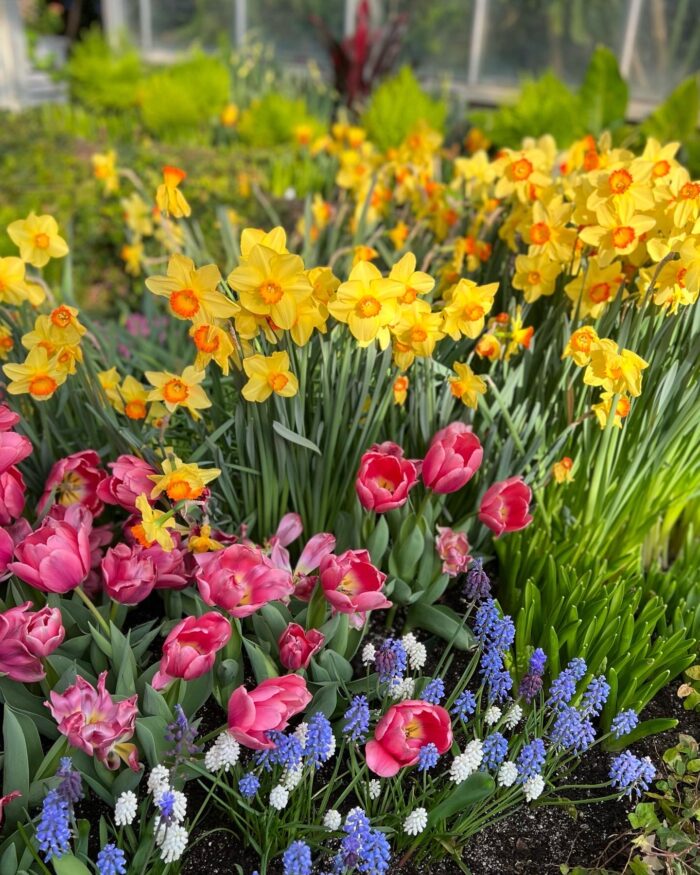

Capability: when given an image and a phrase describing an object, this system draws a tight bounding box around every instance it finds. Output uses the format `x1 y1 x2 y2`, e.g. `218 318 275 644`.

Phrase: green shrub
62 27 143 112
237 93 324 148
362 66 447 150
139 53 230 143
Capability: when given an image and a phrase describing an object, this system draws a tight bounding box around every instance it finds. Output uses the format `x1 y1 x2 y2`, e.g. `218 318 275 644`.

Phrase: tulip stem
74 586 111 635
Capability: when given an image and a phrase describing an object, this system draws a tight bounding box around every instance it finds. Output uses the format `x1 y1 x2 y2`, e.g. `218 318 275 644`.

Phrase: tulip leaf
406 605 475 650
2 706 30 827
605 718 678 751
428 772 494 824
52 854 93 875
272 420 321 455
578 46 628 133
243 638 279 682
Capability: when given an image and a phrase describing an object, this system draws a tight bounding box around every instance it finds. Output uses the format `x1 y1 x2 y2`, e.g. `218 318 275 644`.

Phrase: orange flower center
608 169 633 194
28 374 57 396
527 271 541 285
561 457 573 470
450 379 465 398
676 267 687 287
616 397 631 417
163 378 189 404
50 306 73 328
0 336 13 350
678 181 700 200
589 281 611 303
583 149 600 172
509 157 533 181
401 287 418 304
463 304 485 321
410 326 428 343
529 222 551 244
572 332 592 352
130 523 152 548
125 399 147 419
170 288 200 318
356 296 381 318
268 372 289 392
259 280 284 305
34 233 50 250
611 226 635 249
653 159 671 178
193 325 220 353
166 478 203 501
394 376 409 391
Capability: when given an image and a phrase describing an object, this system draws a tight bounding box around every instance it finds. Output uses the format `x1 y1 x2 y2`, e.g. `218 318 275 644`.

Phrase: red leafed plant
310 0 408 106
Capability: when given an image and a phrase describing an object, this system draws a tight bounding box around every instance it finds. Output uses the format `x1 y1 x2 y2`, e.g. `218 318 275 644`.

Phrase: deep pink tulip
0 405 20 432
422 422 483 494
24 604 65 658
9 505 92 593
102 543 156 604
97 455 158 511
195 544 294 617
435 526 472 576
366 700 453 777
0 602 63 682
0 431 31 476
46 671 140 770
478 476 533 536
38 450 106 515
278 623 325 670
0 466 26 524
355 448 418 513
152 612 231 690
320 549 390 628
227 675 312 749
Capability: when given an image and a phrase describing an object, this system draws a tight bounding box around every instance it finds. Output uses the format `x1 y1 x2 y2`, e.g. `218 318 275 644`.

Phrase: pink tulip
97 455 158 511
0 790 21 825
366 700 453 777
152 612 231 690
46 672 140 770
0 466 26 524
24 605 65 658
422 422 483 494
227 675 312 749
320 549 391 628
269 512 303 547
195 544 294 618
0 431 32 476
0 404 20 432
102 543 156 604
435 526 472 576
38 450 106 515
478 476 533 536
355 445 419 513
270 531 336 602
9 505 92 593
278 623 325 670
141 537 189 590
0 527 15 577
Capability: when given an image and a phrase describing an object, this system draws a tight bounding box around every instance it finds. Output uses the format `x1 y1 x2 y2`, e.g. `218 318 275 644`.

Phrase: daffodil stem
74 586 111 635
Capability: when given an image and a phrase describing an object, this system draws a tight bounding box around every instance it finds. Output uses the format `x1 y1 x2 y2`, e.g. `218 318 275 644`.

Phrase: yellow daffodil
552 457 574 484
307 266 340 303
145 366 211 419
352 245 379 266
241 351 298 403
587 159 655 214
475 333 502 361
641 138 680 183
387 221 410 250
0 324 14 360
121 243 143 277
240 226 288 260
156 165 191 218
564 258 624 318
525 193 577 262
149 456 221 501
592 391 632 429
133 494 178 552
393 375 409 405
579 201 655 266
389 252 435 304
188 524 225 553
0 256 45 307
441 279 499 340
92 150 119 193
505 310 535 361
513 253 562 303
23 306 85 349
7 213 69 268
220 103 239 127
562 326 600 367
391 300 444 370
328 261 403 348
289 297 328 347
121 192 153 237
3 346 67 400
583 340 648 397
449 361 487 408
98 367 122 409
493 148 552 203
659 167 700 229
116 375 149 420
189 323 235 374
146 254 236 322
228 244 311 331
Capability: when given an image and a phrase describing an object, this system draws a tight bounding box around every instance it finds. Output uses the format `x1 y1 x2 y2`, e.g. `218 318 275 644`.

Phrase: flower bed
0 97 699 873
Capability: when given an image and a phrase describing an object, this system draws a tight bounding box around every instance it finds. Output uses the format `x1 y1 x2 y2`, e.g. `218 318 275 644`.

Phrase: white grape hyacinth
204 732 240 773
156 823 188 864
497 761 518 788
484 705 502 726
147 765 171 797
361 643 376 666
403 808 428 836
449 740 484 784
269 785 290 811
323 809 342 830
524 774 545 802
114 791 137 826
368 779 382 800
504 704 523 729
402 633 427 671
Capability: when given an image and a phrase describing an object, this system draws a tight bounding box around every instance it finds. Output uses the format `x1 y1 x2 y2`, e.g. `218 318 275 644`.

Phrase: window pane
246 0 345 68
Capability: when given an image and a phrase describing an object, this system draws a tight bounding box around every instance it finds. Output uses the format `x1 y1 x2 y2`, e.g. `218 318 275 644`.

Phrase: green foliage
641 75 700 145
237 93 324 148
499 553 695 738
362 66 447 150
62 28 143 113
139 53 231 143
678 665 700 711
472 46 629 147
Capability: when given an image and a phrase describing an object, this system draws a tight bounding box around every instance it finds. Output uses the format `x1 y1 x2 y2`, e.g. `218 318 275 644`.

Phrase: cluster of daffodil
0 213 90 402
563 325 648 428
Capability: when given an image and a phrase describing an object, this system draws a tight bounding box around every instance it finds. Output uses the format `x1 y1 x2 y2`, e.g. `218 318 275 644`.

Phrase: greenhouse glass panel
246 0 345 68
478 0 628 85
147 0 238 52
628 0 700 102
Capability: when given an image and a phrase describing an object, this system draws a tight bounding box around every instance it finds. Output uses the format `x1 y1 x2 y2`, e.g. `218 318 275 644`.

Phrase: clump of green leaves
678 666 700 711
237 93 325 148
361 65 447 150
139 52 231 143
62 27 143 112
